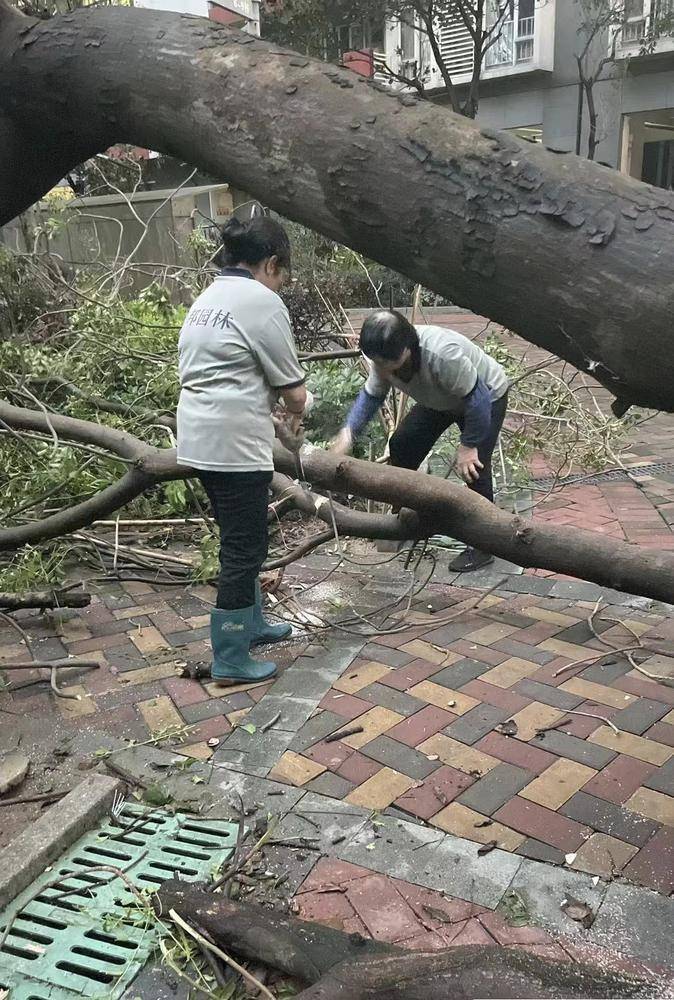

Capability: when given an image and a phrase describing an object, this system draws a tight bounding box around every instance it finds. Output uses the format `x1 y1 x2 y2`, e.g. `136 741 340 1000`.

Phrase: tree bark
0 589 90 610
2 400 674 604
2 4 674 410
155 882 651 999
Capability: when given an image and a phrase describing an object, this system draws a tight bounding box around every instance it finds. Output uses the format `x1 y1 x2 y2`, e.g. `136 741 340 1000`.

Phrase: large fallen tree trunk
2 400 674 603
155 882 652 999
1 2 674 412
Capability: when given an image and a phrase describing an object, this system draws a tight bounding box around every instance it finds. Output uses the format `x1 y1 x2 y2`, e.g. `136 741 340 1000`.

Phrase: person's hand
455 444 483 484
287 410 304 435
330 427 353 456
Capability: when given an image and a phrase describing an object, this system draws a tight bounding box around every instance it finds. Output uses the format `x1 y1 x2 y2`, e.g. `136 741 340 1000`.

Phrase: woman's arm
281 383 308 432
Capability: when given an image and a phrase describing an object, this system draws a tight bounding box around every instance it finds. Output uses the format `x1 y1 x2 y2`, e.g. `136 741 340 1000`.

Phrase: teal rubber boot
210 606 277 684
251 581 292 646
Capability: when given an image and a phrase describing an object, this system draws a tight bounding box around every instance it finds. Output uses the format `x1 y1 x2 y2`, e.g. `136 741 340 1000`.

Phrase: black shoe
448 548 495 573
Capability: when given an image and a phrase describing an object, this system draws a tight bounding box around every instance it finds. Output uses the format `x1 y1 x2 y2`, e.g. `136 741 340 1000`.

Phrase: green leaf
143 783 173 807
242 723 257 735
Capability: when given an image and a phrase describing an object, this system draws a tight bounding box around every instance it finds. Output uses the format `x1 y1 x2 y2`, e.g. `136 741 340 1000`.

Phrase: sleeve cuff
272 377 307 390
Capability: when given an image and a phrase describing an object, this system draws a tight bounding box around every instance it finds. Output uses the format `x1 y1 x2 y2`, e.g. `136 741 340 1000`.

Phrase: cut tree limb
1 400 674 603
0 589 91 610
154 882 652 999
1 3 674 410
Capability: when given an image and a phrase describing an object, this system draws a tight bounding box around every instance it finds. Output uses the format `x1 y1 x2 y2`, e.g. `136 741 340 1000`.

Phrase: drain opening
5 927 53 946
1 942 41 960
160 844 210 861
20 912 68 930
71 946 126 966
56 961 115 984
82 845 133 862
84 929 137 951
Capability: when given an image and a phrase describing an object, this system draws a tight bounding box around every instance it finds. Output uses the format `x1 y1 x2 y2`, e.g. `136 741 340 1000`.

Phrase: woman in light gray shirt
177 217 306 683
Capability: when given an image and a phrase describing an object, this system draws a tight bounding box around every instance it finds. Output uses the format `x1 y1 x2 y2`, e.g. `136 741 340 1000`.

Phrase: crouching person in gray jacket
331 310 509 573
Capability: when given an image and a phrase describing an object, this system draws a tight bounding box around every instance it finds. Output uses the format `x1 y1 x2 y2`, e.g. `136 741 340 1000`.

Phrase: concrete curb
0 773 122 910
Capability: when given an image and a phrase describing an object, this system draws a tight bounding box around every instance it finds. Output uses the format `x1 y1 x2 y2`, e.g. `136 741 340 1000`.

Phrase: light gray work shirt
365 324 508 411
177 273 305 472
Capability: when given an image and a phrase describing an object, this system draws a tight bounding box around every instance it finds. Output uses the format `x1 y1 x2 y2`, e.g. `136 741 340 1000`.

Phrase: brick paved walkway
291 856 669 983
271 585 674 894
2 309 674 988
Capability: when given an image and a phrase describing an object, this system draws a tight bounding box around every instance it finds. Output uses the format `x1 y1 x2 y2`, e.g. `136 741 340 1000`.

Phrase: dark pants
198 470 273 610
389 393 508 503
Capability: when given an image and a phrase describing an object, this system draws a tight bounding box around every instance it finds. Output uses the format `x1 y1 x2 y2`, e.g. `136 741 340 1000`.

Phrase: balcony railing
622 16 647 42
485 16 536 68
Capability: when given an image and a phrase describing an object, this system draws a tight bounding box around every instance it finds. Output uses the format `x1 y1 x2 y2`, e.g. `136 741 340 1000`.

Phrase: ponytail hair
215 215 291 270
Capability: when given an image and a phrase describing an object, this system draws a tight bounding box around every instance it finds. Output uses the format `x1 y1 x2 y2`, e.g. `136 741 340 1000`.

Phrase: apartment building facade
134 0 260 33
348 1 674 189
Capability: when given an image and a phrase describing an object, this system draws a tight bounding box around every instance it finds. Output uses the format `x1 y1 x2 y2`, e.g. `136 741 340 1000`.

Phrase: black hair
359 309 420 365
215 216 291 271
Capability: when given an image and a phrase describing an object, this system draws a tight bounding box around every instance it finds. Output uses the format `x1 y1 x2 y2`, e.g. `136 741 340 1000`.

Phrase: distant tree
261 0 515 118
574 0 674 160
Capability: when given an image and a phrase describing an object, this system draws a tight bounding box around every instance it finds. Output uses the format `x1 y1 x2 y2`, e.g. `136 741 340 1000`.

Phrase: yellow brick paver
342 707 404 748
480 657 539 689
560 678 636 710
227 708 252 727
57 685 97 718
346 767 414 809
571 834 638 877
178 742 215 761
418 734 499 775
112 602 168 621
333 661 391 694
120 662 181 686
539 638 597 660
138 695 183 734
431 802 525 850
590 727 674 765
466 622 521 645
129 625 171 655
510 703 564 741
519 758 596 809
399 640 460 665
408 681 479 715
520 607 578 627
269 751 326 787
204 679 269 697
626 787 674 826
186 615 211 628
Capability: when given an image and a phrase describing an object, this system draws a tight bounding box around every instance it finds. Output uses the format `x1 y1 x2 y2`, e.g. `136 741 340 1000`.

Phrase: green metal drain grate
0 804 237 999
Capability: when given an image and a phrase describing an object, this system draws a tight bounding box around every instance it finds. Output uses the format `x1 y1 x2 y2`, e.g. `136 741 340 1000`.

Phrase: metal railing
518 15 535 37
485 14 536 67
622 16 647 42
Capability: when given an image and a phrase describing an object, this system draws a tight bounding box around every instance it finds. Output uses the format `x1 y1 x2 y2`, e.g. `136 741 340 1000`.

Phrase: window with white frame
339 19 385 56
622 0 674 43
485 0 536 69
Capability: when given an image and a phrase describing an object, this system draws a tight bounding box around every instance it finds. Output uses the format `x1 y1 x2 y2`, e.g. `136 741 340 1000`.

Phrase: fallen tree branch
168 908 275 1000
0 589 91 610
3 4 674 410
0 659 101 670
0 790 67 807
2 401 674 604
155 882 655 999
